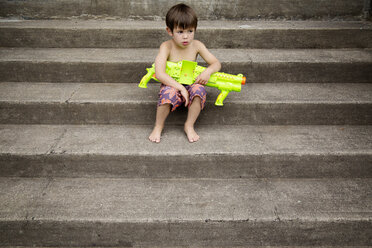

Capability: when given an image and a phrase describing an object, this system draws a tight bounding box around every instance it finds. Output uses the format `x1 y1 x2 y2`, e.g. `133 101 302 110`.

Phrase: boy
149 3 221 143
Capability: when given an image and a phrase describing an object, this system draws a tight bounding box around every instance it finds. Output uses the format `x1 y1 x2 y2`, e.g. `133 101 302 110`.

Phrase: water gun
138 60 246 106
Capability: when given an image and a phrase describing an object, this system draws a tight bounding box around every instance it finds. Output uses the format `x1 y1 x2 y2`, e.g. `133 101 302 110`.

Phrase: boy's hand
180 87 189 107
195 70 211 85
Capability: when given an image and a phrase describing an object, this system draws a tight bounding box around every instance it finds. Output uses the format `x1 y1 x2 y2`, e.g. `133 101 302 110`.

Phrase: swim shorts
158 84 207 111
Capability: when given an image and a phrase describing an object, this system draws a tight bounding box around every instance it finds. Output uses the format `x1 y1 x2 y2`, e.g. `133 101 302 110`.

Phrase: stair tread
1 20 371 49
0 177 370 222
0 0 365 20
0 124 371 156
1 47 371 63
1 82 372 104
1 19 371 30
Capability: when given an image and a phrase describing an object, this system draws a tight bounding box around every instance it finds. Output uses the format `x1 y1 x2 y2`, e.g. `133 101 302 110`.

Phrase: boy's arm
155 42 189 106
194 41 221 85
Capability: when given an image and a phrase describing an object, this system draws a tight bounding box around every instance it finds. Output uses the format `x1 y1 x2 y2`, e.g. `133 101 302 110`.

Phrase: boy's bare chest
168 45 198 62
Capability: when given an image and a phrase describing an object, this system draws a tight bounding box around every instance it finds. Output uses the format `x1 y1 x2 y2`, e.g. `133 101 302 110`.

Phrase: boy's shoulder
193 39 203 45
191 40 208 52
192 39 203 48
159 40 172 49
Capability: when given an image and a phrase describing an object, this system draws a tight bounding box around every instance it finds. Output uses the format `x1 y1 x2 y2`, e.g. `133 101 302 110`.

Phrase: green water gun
138 60 246 106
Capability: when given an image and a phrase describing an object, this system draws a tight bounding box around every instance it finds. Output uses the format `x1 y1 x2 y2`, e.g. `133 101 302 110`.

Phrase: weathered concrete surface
1 220 370 246
1 82 371 125
1 20 371 48
2 153 371 179
0 2 370 247
0 247 369 248
0 48 371 83
0 177 370 246
2 125 370 156
0 247 365 248
0 0 366 20
0 125 371 178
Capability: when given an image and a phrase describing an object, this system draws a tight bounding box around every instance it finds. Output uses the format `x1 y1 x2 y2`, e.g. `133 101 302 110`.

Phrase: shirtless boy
149 3 221 143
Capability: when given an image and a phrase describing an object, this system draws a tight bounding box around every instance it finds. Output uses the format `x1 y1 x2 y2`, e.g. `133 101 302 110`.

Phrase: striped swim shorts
158 84 207 111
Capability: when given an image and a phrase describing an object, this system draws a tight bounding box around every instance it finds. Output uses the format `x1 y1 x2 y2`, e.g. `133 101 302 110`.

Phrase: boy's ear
166 27 173 36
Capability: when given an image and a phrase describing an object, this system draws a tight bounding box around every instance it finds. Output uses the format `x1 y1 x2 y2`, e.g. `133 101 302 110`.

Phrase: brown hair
166 3 198 32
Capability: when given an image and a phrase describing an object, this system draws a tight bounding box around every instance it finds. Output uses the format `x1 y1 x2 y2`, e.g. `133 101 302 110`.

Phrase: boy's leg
150 84 183 143
184 84 206 143
184 96 201 143
149 104 171 143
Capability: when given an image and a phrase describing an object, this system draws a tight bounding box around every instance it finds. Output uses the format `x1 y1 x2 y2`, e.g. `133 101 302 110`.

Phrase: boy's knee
158 85 183 111
192 96 202 102
190 84 206 96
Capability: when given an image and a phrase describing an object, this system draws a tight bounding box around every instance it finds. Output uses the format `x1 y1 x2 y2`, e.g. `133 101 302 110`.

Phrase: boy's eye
176 29 193 34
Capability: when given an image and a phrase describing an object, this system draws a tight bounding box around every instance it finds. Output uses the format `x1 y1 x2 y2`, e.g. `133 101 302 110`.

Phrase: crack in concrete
274 206 281 221
22 177 54 222
42 177 53 194
46 128 68 155
260 177 282 222
65 83 83 103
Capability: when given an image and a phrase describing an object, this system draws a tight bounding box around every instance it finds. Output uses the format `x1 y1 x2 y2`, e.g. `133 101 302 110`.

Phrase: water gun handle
215 90 229 106
138 66 156 88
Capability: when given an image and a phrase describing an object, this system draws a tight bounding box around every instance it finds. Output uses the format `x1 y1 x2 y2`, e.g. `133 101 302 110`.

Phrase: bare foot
149 125 163 143
184 125 200 143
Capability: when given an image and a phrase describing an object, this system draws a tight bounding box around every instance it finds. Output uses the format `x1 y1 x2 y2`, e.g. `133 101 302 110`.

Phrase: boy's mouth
182 42 189 46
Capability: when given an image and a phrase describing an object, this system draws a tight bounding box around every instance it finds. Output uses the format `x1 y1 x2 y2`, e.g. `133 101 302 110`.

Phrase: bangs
174 13 197 30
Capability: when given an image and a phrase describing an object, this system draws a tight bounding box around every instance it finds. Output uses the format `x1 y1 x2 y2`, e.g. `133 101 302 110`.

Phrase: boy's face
167 26 195 48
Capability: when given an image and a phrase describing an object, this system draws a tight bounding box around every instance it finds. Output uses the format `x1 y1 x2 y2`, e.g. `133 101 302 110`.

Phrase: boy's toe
149 136 161 143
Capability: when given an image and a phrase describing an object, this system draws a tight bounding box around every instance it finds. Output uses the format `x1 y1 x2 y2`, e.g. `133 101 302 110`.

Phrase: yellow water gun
139 60 246 106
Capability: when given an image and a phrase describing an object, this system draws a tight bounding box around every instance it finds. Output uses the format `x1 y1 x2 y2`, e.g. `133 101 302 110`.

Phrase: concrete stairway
0 0 368 20
0 0 371 247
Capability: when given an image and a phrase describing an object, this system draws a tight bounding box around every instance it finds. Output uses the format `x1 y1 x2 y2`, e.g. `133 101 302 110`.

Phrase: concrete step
0 247 365 248
0 0 366 20
0 124 371 178
0 247 364 248
0 48 371 83
1 20 371 49
0 177 370 246
1 82 371 125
